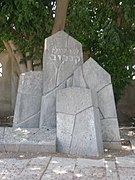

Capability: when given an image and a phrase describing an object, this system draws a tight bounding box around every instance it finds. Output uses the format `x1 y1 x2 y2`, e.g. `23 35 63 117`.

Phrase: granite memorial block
73 58 121 149
56 87 103 157
40 31 83 128
13 71 42 128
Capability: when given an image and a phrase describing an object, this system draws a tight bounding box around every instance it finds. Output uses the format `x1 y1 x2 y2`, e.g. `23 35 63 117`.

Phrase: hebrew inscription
40 31 83 127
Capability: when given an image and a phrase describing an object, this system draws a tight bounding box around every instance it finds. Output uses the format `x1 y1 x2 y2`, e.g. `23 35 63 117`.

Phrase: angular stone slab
40 82 65 128
40 31 83 128
56 113 75 153
73 58 121 149
98 84 117 118
43 31 83 95
70 107 103 157
73 58 111 92
0 127 39 153
0 127 56 153
56 87 98 115
101 118 121 142
73 58 117 118
17 72 43 95
13 71 42 128
56 87 103 157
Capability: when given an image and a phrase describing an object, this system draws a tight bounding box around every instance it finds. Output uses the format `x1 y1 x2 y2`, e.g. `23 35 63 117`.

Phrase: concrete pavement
0 153 135 179
0 127 135 179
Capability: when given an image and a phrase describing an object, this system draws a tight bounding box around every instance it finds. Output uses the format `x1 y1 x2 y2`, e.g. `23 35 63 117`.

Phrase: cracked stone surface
73 58 121 150
56 87 98 115
40 82 66 128
42 31 83 95
73 57 111 92
0 127 56 153
56 87 103 157
98 84 117 118
40 31 83 128
13 71 43 128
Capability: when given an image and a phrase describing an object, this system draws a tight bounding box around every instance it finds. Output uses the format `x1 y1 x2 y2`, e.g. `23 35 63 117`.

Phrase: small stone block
13 71 43 128
56 87 103 157
101 118 121 142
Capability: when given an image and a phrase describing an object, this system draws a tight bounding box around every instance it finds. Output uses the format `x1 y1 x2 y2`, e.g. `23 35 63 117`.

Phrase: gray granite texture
73 58 111 91
1 155 135 179
39 82 66 128
56 87 103 157
0 127 56 153
13 71 43 128
40 31 83 128
73 58 121 149
13 32 121 152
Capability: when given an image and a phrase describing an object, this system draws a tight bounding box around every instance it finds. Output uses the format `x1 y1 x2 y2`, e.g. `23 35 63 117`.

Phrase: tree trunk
3 41 20 75
52 0 69 34
2 41 20 113
26 52 33 71
8 40 27 73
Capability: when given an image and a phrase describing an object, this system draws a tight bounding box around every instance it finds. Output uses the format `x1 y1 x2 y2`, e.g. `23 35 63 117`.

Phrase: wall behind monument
0 50 19 117
0 51 11 116
117 80 135 126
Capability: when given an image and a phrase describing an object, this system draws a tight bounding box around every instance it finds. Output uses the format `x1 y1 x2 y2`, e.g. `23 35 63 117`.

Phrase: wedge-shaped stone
14 94 41 127
56 87 103 157
13 71 42 128
73 58 111 92
73 58 121 150
98 84 117 118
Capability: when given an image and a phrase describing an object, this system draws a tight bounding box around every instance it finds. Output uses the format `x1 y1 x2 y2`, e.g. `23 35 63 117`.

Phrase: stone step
0 127 56 153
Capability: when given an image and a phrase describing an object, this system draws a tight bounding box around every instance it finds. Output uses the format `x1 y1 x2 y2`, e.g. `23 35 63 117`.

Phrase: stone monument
39 31 83 128
13 31 121 156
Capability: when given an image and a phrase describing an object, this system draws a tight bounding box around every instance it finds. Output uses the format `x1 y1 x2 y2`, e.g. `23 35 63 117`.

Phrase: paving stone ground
0 152 135 180
0 127 135 180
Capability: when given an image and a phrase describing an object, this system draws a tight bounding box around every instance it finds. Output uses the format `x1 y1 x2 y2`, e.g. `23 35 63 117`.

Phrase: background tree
0 0 135 102
0 0 69 73
66 0 135 101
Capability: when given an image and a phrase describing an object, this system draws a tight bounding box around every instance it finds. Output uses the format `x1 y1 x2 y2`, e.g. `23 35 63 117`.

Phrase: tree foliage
0 0 135 101
66 0 135 101
0 0 55 64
